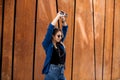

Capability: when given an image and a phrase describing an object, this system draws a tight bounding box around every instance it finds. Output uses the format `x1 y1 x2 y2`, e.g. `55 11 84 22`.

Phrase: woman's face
53 31 63 42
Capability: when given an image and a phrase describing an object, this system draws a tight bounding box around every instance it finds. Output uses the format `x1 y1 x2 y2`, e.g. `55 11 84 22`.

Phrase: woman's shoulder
59 42 65 48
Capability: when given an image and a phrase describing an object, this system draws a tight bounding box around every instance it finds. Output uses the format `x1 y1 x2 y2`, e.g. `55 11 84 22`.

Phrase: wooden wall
0 0 120 80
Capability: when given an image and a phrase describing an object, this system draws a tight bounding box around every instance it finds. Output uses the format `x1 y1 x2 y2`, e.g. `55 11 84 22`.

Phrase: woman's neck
52 40 57 48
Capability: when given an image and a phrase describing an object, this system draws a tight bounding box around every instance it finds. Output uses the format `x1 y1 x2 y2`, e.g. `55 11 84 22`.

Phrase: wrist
57 13 61 17
62 21 67 26
62 20 66 23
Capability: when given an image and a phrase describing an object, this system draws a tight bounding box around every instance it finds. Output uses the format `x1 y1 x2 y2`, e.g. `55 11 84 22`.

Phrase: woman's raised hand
51 11 67 26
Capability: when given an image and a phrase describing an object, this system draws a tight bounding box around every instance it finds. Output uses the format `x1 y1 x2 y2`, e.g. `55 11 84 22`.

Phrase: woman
42 11 68 80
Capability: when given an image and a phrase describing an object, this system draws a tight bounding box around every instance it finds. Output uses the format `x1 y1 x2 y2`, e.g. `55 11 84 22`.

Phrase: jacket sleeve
61 25 68 42
42 23 54 51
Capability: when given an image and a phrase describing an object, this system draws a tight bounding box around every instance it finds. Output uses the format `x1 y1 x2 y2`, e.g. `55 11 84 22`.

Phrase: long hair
52 28 64 40
52 28 62 36
52 28 65 48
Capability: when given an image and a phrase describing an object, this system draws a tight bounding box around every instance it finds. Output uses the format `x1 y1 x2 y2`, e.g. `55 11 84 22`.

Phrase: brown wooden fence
0 0 120 80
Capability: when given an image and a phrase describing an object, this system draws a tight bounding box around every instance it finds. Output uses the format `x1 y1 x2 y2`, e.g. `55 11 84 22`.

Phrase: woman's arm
61 16 67 26
51 13 61 26
42 12 62 51
61 17 68 42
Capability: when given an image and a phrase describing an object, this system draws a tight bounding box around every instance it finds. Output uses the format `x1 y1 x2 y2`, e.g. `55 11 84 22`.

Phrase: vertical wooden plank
103 0 114 80
73 0 95 79
34 0 57 80
112 0 120 79
0 0 3 79
57 0 74 80
1 0 14 80
93 0 105 80
0 0 2 46
13 0 36 80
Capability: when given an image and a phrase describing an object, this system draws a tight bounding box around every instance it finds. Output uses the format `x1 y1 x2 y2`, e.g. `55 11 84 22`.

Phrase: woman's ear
52 35 54 39
62 32 64 38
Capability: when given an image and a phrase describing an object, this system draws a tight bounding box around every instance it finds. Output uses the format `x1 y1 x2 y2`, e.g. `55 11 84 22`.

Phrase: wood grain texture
34 0 57 80
73 0 95 79
0 0 3 79
93 0 105 80
112 0 120 79
103 0 114 80
0 0 2 43
1 0 14 80
57 0 74 80
1 0 120 80
13 0 36 80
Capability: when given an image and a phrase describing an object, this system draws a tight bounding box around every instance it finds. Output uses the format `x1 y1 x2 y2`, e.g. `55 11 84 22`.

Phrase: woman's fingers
58 11 67 17
61 16 66 21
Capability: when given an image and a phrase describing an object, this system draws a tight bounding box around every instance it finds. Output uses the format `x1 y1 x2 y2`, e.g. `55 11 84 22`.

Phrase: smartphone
60 11 65 15
60 11 67 17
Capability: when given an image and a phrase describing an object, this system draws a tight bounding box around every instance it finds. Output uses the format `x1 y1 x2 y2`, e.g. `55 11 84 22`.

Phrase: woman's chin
57 40 60 42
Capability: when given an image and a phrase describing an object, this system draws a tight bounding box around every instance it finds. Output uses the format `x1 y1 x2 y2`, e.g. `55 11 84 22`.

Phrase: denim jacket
42 23 68 74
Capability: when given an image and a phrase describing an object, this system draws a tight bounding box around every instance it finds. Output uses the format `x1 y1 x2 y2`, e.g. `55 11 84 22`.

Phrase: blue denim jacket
42 23 68 74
